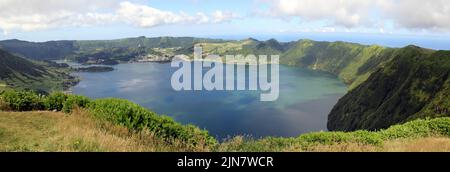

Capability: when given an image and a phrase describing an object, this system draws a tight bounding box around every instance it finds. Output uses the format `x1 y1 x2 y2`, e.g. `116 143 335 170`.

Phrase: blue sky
1 0 450 49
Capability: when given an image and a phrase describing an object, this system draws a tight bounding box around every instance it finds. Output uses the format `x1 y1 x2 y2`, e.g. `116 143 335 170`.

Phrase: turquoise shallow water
71 62 347 139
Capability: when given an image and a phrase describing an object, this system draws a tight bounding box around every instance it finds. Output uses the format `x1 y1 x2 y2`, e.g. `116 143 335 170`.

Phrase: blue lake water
71 62 347 139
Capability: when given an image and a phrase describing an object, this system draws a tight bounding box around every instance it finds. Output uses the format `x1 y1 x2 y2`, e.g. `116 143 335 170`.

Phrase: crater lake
71 62 347 139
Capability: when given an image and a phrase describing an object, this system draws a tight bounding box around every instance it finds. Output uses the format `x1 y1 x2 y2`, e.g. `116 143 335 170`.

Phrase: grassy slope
1 110 449 152
328 46 450 131
0 49 78 93
219 117 450 152
275 40 396 89
0 110 205 152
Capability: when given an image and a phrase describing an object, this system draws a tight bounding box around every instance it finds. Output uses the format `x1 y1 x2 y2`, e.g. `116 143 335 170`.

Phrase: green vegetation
0 39 77 60
0 111 204 152
0 90 86 112
62 95 91 113
0 90 215 149
196 38 287 58
0 90 44 111
0 49 78 93
75 36 225 51
44 92 68 111
64 47 141 65
88 98 216 147
1 90 449 152
219 118 450 152
328 46 450 131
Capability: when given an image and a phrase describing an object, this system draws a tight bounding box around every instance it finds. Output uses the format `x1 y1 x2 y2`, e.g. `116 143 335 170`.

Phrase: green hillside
280 40 394 89
328 46 450 131
0 49 78 93
75 36 225 51
0 37 226 63
0 39 77 60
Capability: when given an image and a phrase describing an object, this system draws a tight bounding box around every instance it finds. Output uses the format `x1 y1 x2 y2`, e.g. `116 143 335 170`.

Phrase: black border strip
1 152 449 170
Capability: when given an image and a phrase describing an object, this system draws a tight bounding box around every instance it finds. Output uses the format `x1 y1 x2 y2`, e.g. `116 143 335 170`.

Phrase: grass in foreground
219 117 450 152
1 90 449 152
1 110 450 152
220 136 450 152
0 110 207 152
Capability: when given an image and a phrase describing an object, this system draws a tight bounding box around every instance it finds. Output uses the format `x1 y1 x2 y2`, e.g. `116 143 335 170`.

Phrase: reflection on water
71 62 347 139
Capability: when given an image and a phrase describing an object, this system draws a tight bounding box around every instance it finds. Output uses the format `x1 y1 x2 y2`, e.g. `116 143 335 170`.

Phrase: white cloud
0 0 239 32
0 0 120 31
211 11 240 23
117 1 193 27
2 0 448 34
265 0 450 32
116 2 238 27
196 12 210 24
377 0 450 31
266 0 373 28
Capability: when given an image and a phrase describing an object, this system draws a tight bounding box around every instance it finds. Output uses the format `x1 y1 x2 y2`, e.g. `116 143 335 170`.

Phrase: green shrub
0 90 44 111
379 118 435 140
62 95 91 113
227 118 450 151
298 132 353 145
294 118 450 148
0 99 10 111
426 118 450 136
43 92 68 111
296 118 450 147
0 91 217 147
290 130 384 149
88 98 216 147
349 130 383 145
